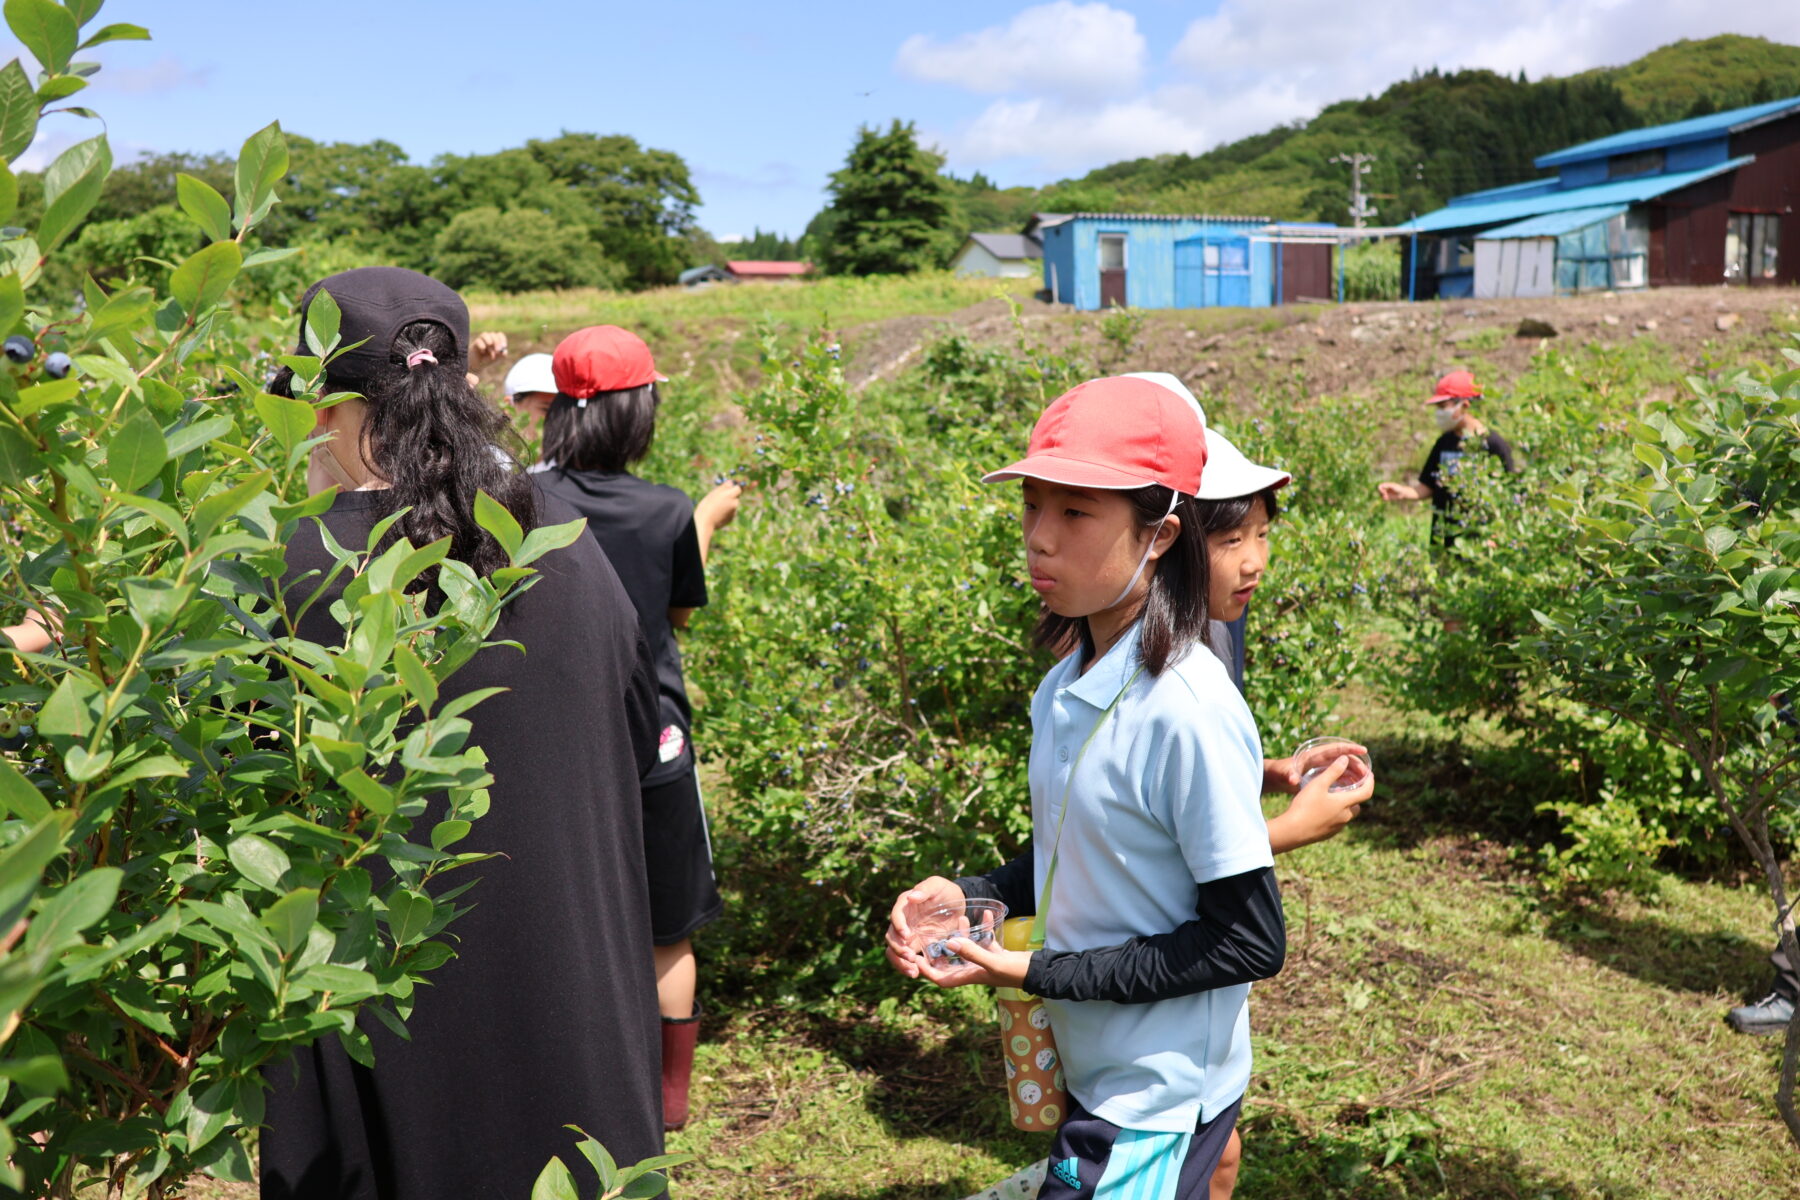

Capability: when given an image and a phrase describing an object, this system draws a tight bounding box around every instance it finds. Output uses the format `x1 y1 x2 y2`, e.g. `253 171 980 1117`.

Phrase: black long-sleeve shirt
956 848 1286 1004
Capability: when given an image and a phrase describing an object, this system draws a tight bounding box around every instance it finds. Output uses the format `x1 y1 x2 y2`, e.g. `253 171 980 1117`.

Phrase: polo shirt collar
1065 619 1144 710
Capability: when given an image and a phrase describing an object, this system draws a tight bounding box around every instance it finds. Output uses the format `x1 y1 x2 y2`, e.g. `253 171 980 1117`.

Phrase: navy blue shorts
1036 1093 1243 1200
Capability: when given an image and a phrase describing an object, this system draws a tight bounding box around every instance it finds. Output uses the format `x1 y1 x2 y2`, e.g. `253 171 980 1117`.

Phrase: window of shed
1608 149 1664 180
1726 213 1780 282
1098 235 1126 271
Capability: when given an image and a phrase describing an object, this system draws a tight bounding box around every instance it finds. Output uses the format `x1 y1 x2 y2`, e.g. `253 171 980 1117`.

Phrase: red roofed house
725 260 812 283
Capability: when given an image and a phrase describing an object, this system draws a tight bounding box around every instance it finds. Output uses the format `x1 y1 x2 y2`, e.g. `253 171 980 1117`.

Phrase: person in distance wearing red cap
531 325 742 1132
1376 369 1517 549
884 376 1286 1200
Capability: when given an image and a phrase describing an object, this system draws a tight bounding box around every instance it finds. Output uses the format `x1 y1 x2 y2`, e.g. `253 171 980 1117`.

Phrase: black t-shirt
262 488 667 1198
1420 428 1517 546
534 467 708 786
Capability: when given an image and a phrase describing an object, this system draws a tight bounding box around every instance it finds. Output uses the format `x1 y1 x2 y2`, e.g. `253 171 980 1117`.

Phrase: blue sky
15 2 1800 239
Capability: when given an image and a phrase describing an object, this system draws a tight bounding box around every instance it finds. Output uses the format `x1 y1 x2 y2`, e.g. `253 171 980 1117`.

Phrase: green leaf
168 240 242 319
262 888 319 957
242 245 300 269
335 767 395 816
530 1157 581 1200
429 820 470 851
0 815 66 931
392 642 438 709
0 158 16 225
226 833 290 891
302 285 341 360
473 490 523 561
0 60 36 162
175 173 232 242
0 756 48 821
620 1173 672 1199
232 120 287 231
570 1128 618 1188
35 133 110 253
34 74 82 102
77 22 151 50
0 425 36 485
16 375 80 415
516 515 588 567
184 1077 236 1154
0 271 20 337
25 866 120 959
104 409 168 491
252 390 316 456
385 890 433 947
0 1055 67 1096
4 0 78 72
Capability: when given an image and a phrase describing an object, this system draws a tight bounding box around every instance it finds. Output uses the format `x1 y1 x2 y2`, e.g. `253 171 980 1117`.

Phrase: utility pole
1330 152 1377 227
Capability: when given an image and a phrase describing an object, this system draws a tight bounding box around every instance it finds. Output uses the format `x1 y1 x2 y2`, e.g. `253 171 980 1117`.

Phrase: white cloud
895 2 1146 100
92 54 212 95
1170 0 1800 141
909 0 1800 181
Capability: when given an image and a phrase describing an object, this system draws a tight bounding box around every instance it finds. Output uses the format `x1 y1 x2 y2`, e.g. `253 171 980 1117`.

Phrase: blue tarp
1475 205 1628 240
1536 95 1800 168
1399 157 1752 235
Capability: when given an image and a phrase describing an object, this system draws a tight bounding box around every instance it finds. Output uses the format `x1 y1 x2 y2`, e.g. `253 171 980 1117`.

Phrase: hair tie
406 348 437 369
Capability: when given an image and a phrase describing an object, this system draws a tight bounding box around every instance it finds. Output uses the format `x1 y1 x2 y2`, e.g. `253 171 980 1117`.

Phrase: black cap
295 267 469 384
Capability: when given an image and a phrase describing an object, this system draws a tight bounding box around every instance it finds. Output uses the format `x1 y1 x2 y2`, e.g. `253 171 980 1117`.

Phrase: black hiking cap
295 266 469 384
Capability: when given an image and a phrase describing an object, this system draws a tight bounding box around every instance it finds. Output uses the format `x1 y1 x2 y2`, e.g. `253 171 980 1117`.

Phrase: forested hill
951 34 1800 231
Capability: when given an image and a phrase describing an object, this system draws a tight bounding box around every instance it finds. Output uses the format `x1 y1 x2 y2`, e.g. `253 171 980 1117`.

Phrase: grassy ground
665 686 1794 1198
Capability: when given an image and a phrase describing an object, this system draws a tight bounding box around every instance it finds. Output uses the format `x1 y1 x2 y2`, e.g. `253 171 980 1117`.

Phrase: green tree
521 132 701 289
433 205 618 293
820 121 955 276
67 205 203 289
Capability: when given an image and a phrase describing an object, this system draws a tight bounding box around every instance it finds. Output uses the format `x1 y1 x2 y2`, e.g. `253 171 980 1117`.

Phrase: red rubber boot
661 1005 701 1131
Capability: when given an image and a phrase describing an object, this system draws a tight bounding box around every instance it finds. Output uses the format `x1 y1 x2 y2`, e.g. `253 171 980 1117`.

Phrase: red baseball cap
1426 369 1481 406
552 325 668 398
982 376 1207 495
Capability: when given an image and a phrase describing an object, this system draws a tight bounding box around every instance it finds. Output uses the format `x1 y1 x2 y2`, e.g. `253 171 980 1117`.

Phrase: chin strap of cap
1104 488 1181 610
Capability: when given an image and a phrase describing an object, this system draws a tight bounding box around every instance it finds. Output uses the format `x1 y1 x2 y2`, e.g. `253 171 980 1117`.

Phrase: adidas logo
1050 1157 1082 1189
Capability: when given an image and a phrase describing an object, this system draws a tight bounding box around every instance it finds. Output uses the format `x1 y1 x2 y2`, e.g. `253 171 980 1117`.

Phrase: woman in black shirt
260 270 667 1199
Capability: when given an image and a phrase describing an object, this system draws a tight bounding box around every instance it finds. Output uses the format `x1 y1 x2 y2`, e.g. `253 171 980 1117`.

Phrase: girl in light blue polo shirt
885 375 1287 1200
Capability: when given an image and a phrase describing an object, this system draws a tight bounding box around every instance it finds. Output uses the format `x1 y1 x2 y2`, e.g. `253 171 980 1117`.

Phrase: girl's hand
695 481 744 534
884 876 964 979
915 935 1033 991
468 330 508 371
1267 754 1374 853
1271 739 1370 794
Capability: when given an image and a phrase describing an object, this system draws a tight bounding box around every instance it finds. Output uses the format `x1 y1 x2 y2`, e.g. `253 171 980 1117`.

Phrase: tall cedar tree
822 121 954 276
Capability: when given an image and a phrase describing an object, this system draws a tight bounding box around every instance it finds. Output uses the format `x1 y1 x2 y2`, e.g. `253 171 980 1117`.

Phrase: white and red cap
502 352 556 399
552 325 668 399
982 375 1207 495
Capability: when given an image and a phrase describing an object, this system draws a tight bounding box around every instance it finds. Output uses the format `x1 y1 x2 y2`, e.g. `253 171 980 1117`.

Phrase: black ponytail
270 320 536 583
1032 485 1210 676
360 320 536 580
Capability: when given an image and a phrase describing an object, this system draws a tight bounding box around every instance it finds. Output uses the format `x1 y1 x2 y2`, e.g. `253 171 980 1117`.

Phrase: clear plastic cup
908 897 1009 965
1292 736 1372 793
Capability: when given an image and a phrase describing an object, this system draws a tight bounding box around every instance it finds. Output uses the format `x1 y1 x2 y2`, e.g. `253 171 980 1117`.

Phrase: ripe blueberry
42 352 70 380
2 336 33 364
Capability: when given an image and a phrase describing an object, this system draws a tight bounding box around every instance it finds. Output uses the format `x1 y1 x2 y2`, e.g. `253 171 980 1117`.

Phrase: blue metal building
1028 212 1333 311
1400 93 1800 298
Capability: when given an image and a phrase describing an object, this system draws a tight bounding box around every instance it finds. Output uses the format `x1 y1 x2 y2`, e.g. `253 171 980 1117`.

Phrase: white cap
1197 427 1291 500
502 352 556 399
1124 371 1206 428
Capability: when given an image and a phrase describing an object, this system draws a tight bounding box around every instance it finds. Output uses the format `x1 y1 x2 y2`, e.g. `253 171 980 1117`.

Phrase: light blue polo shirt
1030 620 1270 1133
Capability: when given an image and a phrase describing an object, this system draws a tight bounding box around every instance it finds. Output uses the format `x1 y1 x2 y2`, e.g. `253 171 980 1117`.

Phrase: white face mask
310 439 363 491
1432 404 1463 432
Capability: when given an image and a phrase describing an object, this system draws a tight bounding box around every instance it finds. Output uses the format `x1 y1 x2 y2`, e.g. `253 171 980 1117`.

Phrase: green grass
669 698 1794 1198
465 272 1032 342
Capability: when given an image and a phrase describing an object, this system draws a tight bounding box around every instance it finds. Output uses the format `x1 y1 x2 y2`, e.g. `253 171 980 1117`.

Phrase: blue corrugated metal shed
1401 156 1750 233
1447 178 1561 207
1475 205 1627 240
1535 94 1800 168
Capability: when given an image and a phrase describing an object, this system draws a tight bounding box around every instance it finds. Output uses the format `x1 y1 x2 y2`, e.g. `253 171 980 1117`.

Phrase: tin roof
1400 156 1751 235
1029 211 1272 230
1475 205 1629 240
964 233 1042 260
1535 94 1800 169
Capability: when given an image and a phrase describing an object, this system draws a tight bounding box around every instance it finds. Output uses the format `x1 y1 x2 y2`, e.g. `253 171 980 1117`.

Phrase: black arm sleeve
955 844 1036 918
1487 432 1519 474
1021 866 1285 1004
